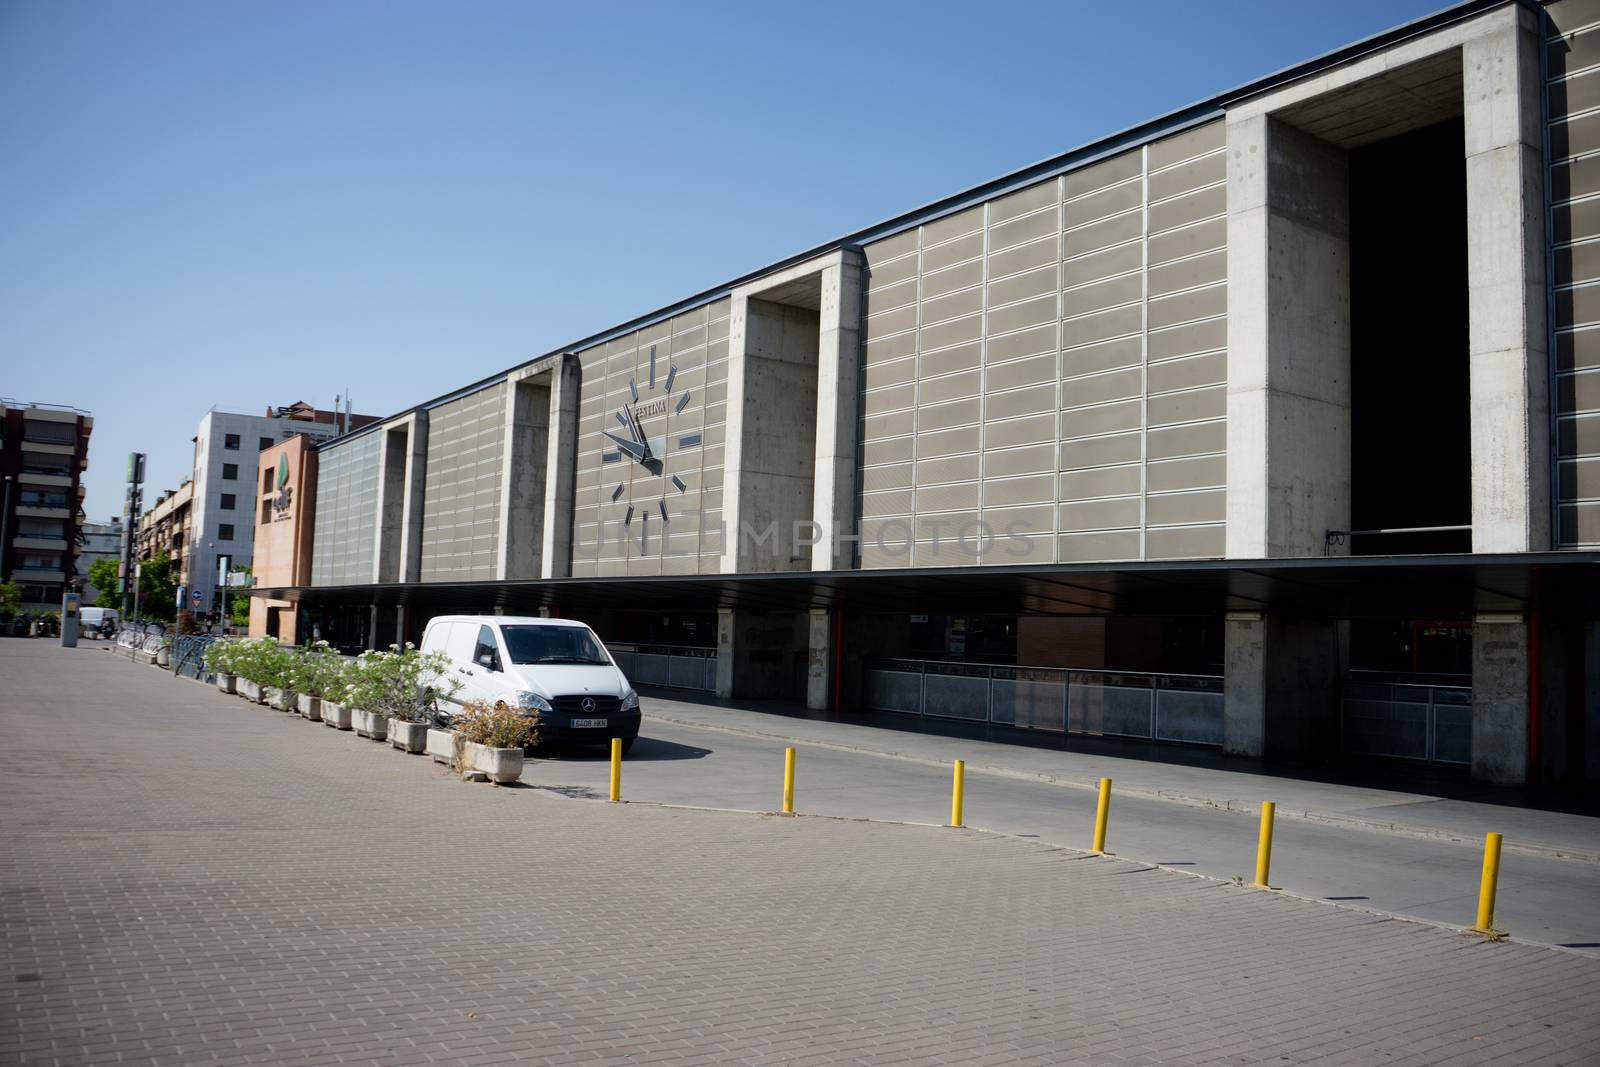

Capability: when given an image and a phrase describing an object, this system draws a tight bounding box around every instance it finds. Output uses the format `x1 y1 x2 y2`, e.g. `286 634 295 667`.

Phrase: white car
80 607 118 637
418 615 640 752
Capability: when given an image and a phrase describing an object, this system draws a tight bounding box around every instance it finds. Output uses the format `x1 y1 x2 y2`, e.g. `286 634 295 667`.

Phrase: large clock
600 342 691 551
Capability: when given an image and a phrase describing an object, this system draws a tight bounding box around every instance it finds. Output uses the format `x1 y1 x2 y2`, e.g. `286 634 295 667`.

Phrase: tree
137 551 178 623
0 580 21 620
86 558 120 605
228 565 252 628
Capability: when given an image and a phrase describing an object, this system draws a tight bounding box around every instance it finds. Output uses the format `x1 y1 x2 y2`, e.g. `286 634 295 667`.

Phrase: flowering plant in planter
344 644 460 724
452 699 538 783
290 641 348 699
454 699 540 750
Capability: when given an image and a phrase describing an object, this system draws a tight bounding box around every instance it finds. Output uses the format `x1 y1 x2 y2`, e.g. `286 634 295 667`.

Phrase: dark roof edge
317 0 1518 454
252 548 1600 600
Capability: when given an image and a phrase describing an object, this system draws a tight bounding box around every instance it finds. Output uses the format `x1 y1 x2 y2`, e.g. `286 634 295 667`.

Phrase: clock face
601 342 691 552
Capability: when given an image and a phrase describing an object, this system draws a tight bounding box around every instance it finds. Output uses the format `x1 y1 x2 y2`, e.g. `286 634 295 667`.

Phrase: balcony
12 566 65 583
19 470 72 488
15 505 69 519
11 536 68 551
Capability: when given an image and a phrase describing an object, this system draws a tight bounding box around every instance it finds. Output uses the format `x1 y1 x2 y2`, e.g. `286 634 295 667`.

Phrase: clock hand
624 404 652 461
602 430 648 463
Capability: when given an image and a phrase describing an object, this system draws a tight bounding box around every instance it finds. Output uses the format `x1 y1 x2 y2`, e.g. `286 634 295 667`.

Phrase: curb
642 710 1600 865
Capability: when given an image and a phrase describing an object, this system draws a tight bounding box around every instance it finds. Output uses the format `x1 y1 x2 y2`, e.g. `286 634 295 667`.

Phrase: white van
419 615 640 752
80 607 118 637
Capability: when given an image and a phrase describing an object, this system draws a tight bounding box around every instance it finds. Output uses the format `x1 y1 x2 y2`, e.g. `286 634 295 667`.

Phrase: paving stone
1 641 1598 1065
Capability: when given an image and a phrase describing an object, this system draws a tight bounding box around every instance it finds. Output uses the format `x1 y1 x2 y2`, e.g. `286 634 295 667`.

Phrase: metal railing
605 643 718 693
864 658 1226 747
1340 680 1472 765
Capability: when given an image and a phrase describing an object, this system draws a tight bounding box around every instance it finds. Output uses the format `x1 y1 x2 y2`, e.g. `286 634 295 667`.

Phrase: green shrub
454 699 538 749
204 638 241 675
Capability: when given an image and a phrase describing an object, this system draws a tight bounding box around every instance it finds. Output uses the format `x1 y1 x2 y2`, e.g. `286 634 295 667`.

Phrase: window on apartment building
218 524 234 541
259 436 273 452
224 434 240 450
220 493 236 510
262 466 274 493
222 463 238 480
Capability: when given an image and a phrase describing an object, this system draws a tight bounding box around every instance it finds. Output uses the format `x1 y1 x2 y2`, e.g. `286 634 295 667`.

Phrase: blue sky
1 0 1447 520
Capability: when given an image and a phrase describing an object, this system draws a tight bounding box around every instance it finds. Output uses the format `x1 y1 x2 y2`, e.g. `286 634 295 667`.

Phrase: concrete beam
1223 611 1341 761
1225 115 1351 559
541 355 581 579
1464 8 1550 552
812 252 863 571
396 411 428 583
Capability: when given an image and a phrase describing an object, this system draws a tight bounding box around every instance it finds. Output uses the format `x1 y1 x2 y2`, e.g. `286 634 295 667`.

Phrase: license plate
571 718 608 729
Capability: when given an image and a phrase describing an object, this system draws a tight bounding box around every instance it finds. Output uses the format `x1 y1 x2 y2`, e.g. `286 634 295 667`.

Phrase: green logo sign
276 453 289 489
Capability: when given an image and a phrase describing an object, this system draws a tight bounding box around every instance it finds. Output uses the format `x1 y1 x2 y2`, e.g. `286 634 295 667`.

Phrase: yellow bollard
950 760 965 827
782 747 796 814
1251 801 1276 887
609 737 622 802
1090 777 1112 853
1473 831 1504 935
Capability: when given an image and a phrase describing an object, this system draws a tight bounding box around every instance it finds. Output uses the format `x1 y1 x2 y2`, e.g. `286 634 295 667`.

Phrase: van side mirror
477 651 497 671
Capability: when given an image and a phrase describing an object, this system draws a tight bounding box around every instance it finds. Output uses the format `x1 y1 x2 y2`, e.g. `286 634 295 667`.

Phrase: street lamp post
1 474 13 582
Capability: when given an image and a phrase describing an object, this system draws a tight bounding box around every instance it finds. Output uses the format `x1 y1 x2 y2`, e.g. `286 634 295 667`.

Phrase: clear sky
2 0 1448 521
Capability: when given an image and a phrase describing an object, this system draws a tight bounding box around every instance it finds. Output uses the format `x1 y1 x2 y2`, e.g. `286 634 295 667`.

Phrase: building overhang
251 551 1600 621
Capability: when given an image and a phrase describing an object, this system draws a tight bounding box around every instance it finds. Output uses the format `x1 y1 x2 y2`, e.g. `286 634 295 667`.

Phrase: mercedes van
419 616 640 751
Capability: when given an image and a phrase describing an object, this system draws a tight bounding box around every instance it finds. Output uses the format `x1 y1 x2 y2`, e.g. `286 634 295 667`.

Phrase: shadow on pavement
638 686 1600 818
537 735 711 763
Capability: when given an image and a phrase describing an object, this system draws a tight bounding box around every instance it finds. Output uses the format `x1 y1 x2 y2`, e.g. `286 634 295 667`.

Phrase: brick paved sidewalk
2 641 1598 1066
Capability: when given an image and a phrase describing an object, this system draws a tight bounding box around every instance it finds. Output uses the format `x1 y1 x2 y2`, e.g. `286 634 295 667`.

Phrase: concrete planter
465 741 523 785
297 693 322 722
215 672 236 694
427 727 458 765
352 708 389 741
238 679 265 703
389 719 428 754
322 701 352 730
264 687 295 711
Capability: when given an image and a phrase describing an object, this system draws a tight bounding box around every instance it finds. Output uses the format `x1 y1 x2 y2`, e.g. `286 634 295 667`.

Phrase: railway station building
252 0 1600 788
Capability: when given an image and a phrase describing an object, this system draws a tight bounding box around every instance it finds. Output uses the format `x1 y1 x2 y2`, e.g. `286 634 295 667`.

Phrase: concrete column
1225 114 1351 559
715 607 736 698
806 608 833 711
1587 622 1600 784
812 252 863 571
1223 611 1341 761
1472 612 1529 785
1464 7 1550 552
397 411 428 583
1222 613 1267 758
720 301 750 576
540 355 581 579
715 606 806 700
496 365 551 580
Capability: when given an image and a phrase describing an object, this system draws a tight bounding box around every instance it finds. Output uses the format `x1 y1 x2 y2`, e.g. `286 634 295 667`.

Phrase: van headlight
621 689 639 711
515 691 552 713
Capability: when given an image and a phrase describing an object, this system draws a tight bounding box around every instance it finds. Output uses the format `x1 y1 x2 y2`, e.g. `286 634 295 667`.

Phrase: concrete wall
1545 0 1600 546
419 384 506 582
724 298 820 572
309 430 381 586
570 301 731 576
857 121 1229 569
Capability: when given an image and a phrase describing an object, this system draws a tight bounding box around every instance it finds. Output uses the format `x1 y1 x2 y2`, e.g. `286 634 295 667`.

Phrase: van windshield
500 625 611 666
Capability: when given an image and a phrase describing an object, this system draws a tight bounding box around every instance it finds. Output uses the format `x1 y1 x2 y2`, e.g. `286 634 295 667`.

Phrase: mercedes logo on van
581 697 596 713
